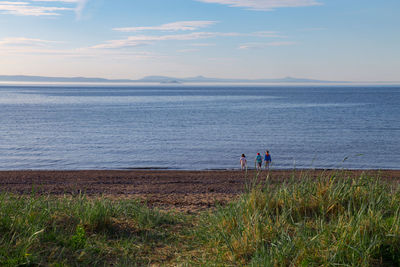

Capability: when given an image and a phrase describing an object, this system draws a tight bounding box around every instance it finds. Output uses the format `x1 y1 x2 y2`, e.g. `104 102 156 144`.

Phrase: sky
0 0 399 81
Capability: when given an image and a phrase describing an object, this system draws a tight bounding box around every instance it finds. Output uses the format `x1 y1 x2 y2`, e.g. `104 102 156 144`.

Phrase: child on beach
240 154 247 171
255 153 262 170
264 150 272 170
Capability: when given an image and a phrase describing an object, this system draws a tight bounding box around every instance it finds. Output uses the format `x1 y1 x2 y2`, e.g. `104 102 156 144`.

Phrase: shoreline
1 169 399 212
2 167 400 171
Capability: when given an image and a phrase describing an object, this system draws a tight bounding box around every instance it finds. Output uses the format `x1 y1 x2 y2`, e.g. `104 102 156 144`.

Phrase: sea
0 84 399 170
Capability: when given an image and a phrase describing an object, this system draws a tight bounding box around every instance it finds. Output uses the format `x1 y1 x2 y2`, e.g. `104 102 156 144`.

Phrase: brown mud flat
0 170 399 212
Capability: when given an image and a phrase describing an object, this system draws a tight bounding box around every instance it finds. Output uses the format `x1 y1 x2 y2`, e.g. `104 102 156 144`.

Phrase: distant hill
0 75 133 83
0 74 354 84
135 75 345 83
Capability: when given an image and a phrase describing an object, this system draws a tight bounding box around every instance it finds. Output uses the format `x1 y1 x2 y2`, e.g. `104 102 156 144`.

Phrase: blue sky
0 0 399 81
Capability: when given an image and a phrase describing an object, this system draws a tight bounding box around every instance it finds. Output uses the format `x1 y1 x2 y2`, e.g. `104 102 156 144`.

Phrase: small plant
69 225 86 250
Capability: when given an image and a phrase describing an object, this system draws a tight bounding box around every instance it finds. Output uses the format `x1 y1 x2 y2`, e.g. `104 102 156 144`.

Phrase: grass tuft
0 194 185 266
193 172 400 266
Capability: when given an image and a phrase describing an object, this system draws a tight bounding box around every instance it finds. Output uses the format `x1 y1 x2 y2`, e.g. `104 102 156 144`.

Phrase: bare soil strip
0 170 399 212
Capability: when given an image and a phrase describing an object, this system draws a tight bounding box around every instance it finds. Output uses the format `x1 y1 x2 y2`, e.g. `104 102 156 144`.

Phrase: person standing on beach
264 150 272 170
255 153 262 170
240 154 247 171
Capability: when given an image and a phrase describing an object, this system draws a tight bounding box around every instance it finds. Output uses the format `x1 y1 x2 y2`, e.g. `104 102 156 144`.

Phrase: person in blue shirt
264 150 272 170
255 153 262 170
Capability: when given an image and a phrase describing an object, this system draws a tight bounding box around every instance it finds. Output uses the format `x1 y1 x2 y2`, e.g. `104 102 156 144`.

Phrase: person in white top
240 154 247 171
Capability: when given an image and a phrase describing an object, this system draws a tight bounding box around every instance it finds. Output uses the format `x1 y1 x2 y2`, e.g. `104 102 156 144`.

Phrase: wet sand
0 170 399 212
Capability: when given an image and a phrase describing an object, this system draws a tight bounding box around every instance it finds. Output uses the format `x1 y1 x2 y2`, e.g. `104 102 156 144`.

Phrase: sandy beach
0 169 399 212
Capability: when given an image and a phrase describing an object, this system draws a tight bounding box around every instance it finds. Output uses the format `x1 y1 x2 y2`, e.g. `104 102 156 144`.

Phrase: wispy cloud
92 32 233 49
0 37 61 46
32 0 89 18
0 1 71 16
0 38 156 60
253 31 287 38
0 0 88 17
114 21 218 32
190 43 216 47
74 0 87 18
178 48 200 53
239 41 296 49
196 0 321 11
93 31 284 49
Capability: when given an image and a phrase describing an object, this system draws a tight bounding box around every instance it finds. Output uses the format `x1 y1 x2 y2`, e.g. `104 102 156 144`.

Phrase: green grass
0 171 399 266
192 171 400 266
0 194 189 266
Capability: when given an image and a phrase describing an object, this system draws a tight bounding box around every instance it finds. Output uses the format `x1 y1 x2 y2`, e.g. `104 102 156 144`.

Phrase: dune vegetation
0 171 399 266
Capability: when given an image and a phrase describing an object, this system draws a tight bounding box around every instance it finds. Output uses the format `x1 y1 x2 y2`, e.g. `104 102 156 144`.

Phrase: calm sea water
0 85 399 170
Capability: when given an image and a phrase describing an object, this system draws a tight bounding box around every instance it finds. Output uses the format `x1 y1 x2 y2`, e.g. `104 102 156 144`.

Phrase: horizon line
0 74 399 84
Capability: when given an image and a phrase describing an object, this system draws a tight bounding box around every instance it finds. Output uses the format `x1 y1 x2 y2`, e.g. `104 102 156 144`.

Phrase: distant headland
0 75 398 84
0 75 344 84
